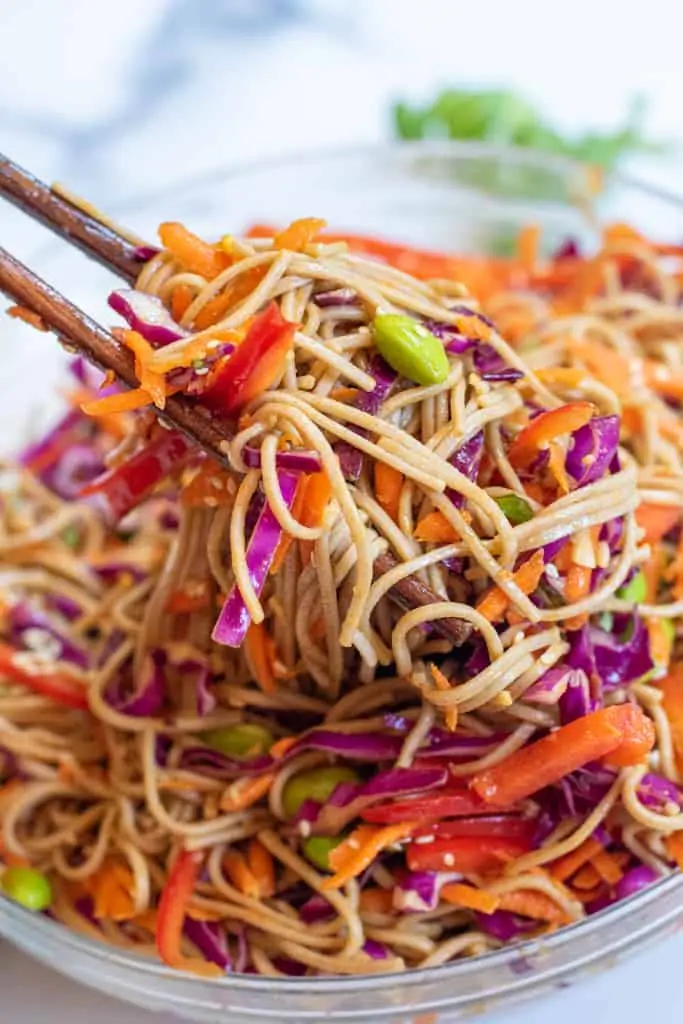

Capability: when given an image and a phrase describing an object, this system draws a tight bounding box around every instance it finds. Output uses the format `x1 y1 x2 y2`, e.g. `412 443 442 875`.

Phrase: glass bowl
2 141 683 1023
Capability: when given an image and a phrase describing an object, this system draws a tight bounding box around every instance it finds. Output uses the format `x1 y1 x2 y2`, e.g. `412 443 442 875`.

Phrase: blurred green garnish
393 90 662 170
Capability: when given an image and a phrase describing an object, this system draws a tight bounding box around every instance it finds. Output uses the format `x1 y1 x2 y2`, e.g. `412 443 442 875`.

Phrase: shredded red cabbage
212 471 300 647
241 445 322 473
566 415 620 487
106 649 166 716
184 918 231 972
108 289 188 346
590 614 654 689
9 600 89 669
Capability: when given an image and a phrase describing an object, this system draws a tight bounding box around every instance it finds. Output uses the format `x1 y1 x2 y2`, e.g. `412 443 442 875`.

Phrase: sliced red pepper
412 816 537 842
0 642 88 709
361 787 494 825
156 850 222 977
407 834 531 874
201 302 296 416
80 429 193 524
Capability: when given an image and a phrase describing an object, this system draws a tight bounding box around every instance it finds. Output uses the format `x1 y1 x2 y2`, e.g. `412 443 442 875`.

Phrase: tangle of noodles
1 216 682 979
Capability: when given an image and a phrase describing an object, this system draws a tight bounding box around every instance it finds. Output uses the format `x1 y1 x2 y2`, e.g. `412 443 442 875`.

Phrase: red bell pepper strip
79 429 194 524
471 703 655 807
201 302 296 416
361 786 495 825
507 402 595 470
0 642 88 709
156 850 223 977
407 834 532 874
411 816 537 842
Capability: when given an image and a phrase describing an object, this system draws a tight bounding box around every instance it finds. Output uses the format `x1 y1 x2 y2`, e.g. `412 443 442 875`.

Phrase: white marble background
1 1 683 1020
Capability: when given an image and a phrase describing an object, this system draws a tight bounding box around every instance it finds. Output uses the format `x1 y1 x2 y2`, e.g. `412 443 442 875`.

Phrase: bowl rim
6 137 683 1000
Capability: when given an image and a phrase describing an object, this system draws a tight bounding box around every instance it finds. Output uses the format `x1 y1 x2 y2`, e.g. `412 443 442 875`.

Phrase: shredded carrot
591 848 624 886
375 462 404 523
414 511 461 543
517 224 540 275
636 503 680 545
358 887 394 914
6 305 48 331
550 838 603 882
547 442 570 493
666 831 683 871
647 617 673 669
659 665 683 771
571 863 601 890
170 285 194 321
82 387 153 415
665 529 683 601
430 663 457 731
121 329 168 408
150 327 245 374
274 217 327 252
321 822 415 891
565 563 592 604
534 368 585 388
476 549 545 622
567 340 631 397
194 267 267 330
271 473 309 574
166 583 210 614
498 888 568 924
219 737 295 812
158 222 231 280
244 622 277 695
440 882 501 915
223 850 261 898
85 860 136 921
246 837 276 898
181 460 235 508
297 472 333 566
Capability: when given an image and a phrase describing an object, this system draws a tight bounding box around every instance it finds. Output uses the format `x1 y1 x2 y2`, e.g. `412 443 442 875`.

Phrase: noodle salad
1 215 682 977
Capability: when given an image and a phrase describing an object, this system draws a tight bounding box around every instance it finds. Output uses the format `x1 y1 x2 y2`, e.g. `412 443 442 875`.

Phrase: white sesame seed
413 835 435 845
442 853 456 867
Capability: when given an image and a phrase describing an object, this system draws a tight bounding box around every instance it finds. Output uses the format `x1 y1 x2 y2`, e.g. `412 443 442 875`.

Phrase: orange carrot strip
659 666 683 770
219 737 295 812
150 328 245 374
82 387 153 415
321 823 415 891
476 550 545 623
244 622 277 695
571 863 601 890
567 340 631 397
375 462 404 523
636 504 680 545
591 849 624 886
297 472 333 566
440 883 501 915
223 850 261 898
647 618 673 670
550 838 603 882
472 704 654 807
271 473 309 574
533 368 585 388
498 888 568 924
430 663 457 732
158 222 231 280
414 511 461 543
508 402 595 469
274 217 327 252
666 832 683 871
246 838 276 898
358 887 395 914
566 563 592 604
517 224 540 274
171 285 194 321
194 267 267 330
7 305 48 331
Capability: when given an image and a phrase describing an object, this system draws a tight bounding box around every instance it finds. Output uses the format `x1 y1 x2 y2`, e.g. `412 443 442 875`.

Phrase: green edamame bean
203 723 273 759
494 494 534 525
1 866 52 911
302 835 344 872
372 314 449 386
282 766 360 818
616 571 647 604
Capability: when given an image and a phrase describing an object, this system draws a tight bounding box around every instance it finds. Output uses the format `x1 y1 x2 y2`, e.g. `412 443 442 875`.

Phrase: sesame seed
299 821 312 838
413 835 435 845
442 853 456 867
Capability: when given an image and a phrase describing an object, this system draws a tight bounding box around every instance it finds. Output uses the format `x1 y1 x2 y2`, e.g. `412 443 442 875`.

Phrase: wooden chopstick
0 155 142 283
0 155 472 647
0 245 234 464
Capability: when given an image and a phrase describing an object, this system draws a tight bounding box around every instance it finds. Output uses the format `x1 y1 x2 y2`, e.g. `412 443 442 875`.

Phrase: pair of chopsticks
0 154 471 646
